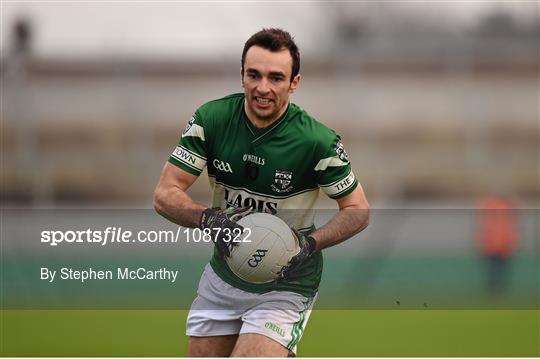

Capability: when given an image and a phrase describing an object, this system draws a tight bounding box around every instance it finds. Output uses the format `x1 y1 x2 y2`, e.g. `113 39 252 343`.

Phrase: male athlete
154 28 369 357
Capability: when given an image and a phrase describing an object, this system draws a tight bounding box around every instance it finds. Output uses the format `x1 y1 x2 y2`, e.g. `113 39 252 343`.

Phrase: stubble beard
246 98 280 125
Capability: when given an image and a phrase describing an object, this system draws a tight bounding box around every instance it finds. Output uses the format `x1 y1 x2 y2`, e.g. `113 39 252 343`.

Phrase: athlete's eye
247 72 258 80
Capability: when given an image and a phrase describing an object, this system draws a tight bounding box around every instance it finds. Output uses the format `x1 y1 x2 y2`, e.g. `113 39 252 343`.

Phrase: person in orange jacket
477 195 519 294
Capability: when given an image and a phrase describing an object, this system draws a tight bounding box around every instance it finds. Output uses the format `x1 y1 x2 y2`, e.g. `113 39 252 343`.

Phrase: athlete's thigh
188 335 238 357
230 333 290 357
239 292 317 354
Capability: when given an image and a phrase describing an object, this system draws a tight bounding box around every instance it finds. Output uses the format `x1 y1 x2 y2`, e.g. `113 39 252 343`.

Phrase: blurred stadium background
1 2 539 356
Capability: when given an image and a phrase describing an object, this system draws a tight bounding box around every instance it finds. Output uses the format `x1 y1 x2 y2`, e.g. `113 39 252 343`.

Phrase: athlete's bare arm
310 184 370 251
153 162 206 228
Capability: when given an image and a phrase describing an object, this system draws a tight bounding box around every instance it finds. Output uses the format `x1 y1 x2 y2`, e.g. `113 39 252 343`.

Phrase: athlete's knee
188 335 237 357
231 333 290 357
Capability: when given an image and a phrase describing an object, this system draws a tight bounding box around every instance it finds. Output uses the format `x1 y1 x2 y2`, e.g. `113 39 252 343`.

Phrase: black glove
199 207 253 258
281 229 317 278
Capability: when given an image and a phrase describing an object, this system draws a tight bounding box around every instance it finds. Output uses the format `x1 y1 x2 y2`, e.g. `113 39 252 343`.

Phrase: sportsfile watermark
40 227 252 247
40 266 180 283
1 208 538 309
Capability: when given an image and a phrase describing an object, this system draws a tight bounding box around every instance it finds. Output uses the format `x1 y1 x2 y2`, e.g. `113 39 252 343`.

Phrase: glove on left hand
280 229 316 278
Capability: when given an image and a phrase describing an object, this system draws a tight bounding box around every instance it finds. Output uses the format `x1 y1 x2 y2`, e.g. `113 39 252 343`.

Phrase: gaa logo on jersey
271 170 293 193
182 116 196 136
213 159 233 173
335 141 349 162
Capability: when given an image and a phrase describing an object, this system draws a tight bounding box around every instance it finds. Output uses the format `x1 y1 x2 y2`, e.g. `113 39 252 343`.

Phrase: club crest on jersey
335 141 349 162
271 170 293 193
182 116 196 135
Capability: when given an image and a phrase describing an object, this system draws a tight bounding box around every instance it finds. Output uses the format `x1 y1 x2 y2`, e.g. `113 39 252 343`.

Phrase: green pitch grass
2 310 538 356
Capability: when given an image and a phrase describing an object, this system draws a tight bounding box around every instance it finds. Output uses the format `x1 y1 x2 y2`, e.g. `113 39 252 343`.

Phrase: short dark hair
241 28 300 81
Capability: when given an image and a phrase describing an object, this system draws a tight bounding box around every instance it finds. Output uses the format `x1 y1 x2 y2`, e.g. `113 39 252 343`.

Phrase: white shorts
186 264 317 353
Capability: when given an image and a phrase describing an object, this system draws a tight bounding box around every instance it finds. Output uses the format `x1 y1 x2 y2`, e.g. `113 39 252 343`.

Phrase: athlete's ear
289 74 301 94
240 68 244 88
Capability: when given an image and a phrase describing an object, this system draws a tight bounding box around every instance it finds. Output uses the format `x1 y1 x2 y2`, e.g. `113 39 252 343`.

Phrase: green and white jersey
169 93 358 297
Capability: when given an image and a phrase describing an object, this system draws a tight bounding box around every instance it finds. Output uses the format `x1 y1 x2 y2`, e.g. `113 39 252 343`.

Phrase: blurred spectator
12 16 33 55
476 195 519 294
5 16 33 78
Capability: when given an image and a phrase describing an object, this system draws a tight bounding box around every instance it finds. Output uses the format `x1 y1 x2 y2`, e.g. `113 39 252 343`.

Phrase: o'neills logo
335 141 349 162
265 322 285 337
243 154 265 166
182 116 195 135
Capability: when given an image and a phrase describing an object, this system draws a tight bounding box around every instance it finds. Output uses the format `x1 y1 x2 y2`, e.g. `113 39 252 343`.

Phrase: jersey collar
242 101 291 145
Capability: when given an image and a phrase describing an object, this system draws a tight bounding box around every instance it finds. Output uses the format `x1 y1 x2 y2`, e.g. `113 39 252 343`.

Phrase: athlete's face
242 46 300 127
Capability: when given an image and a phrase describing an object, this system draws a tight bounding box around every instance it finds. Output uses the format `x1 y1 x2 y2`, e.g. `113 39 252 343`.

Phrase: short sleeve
315 135 358 199
168 110 208 176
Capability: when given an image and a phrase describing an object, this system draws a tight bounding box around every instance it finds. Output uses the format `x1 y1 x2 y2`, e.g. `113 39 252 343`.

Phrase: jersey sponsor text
223 188 278 214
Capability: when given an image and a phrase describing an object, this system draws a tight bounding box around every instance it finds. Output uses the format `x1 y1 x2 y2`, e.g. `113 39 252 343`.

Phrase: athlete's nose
256 78 271 95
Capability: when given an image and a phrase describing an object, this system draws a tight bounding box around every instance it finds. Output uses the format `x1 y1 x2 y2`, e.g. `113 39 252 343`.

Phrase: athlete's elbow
349 202 369 233
153 186 167 217
359 206 370 231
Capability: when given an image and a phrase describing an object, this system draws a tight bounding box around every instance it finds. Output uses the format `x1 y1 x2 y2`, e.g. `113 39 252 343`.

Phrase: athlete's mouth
255 97 272 104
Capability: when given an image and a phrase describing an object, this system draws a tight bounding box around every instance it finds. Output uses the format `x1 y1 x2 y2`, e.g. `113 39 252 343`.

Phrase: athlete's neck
244 99 289 129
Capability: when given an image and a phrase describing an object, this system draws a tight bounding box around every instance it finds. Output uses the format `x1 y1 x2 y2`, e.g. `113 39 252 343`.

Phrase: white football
225 213 300 284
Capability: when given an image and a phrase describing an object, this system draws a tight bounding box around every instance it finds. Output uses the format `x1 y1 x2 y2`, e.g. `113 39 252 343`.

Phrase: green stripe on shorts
287 302 309 350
